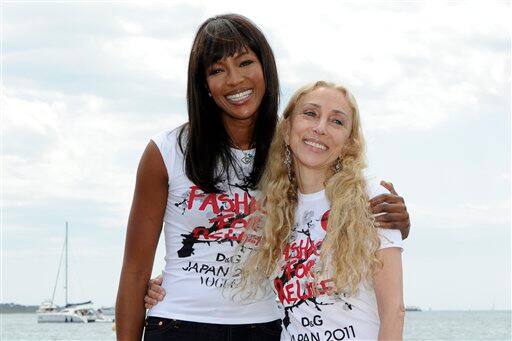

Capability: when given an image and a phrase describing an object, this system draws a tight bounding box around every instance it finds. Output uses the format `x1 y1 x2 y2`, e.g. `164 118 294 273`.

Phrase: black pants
143 316 282 341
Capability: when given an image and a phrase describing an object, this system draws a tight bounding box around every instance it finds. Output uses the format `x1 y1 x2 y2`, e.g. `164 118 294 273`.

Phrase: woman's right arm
374 247 405 340
115 141 168 341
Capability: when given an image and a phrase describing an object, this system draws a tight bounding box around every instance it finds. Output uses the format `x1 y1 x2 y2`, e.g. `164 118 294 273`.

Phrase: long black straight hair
179 14 279 193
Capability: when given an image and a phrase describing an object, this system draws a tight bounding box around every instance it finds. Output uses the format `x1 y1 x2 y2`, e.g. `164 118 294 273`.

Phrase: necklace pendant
241 153 253 164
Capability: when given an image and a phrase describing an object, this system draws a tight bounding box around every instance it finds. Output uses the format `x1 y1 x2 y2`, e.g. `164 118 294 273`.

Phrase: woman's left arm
374 247 405 341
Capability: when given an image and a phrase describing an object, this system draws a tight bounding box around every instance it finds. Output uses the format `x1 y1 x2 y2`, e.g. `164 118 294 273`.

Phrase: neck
295 166 328 194
223 116 256 150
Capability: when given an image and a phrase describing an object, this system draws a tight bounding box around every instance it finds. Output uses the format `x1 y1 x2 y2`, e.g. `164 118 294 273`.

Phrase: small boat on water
405 306 422 312
95 306 115 322
38 301 96 323
97 306 115 315
37 222 95 323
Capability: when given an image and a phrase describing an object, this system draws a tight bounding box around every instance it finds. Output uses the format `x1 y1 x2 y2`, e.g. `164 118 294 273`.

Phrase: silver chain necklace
231 141 254 165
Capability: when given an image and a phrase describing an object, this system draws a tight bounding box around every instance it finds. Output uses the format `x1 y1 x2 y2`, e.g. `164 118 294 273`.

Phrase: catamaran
37 222 96 323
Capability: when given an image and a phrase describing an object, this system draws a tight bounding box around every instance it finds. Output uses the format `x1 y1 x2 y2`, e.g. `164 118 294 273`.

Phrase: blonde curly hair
239 81 381 297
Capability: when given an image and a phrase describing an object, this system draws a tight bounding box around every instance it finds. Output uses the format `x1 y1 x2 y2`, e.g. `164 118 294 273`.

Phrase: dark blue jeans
143 316 282 341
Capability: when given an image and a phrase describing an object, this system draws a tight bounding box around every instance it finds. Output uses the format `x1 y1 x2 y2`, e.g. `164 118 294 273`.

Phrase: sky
1 0 510 311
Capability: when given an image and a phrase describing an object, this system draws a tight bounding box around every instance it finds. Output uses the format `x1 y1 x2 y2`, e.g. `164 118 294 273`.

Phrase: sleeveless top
147 127 281 324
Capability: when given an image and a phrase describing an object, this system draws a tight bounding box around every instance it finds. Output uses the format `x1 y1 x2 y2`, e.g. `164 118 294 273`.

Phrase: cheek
288 121 307 145
333 133 351 154
206 77 221 97
251 66 266 91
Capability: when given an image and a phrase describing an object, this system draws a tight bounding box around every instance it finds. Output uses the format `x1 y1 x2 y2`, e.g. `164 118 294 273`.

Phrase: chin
227 108 259 121
296 152 326 164
296 158 330 170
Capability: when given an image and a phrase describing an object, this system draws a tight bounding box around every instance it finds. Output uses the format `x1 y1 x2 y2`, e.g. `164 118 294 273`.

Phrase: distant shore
1 303 38 314
1 303 510 314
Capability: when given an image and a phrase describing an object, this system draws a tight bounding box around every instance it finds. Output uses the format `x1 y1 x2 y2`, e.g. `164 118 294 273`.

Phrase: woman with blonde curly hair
241 80 404 340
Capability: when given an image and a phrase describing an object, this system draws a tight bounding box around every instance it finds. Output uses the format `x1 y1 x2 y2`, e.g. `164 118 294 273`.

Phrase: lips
303 138 328 151
225 89 253 104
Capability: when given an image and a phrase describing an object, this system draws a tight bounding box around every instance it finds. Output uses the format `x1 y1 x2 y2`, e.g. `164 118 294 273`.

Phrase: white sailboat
37 222 96 323
37 302 95 323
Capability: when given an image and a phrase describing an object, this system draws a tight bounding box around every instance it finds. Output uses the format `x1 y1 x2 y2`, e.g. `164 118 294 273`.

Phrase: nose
226 67 244 86
313 119 327 135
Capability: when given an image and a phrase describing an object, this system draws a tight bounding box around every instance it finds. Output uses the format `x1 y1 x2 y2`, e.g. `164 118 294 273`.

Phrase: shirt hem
146 311 282 325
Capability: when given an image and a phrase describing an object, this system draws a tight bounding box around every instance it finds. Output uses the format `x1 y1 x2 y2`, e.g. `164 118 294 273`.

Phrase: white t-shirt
147 127 281 324
273 181 403 341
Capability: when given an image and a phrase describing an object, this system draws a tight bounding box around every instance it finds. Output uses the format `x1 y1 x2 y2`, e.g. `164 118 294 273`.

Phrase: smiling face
206 48 266 124
285 87 354 176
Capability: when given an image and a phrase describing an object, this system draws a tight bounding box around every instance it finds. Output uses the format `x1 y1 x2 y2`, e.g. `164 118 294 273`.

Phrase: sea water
1 311 511 340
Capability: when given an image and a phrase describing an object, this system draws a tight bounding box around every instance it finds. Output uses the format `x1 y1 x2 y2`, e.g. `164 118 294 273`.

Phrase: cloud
3 87 186 210
275 1 510 130
4 1 509 131
3 1 200 112
411 200 510 230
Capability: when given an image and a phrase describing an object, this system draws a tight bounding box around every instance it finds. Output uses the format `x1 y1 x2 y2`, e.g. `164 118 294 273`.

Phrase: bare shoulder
137 141 168 183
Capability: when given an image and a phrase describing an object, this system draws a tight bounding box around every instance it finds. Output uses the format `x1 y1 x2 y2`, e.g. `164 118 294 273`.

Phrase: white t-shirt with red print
147 127 281 324
273 181 404 341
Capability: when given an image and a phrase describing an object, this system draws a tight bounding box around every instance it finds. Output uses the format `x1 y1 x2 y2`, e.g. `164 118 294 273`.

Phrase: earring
208 91 212 97
283 145 292 180
334 157 342 173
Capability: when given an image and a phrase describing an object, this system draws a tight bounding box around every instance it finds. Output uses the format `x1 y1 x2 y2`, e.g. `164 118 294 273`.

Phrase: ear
342 139 355 156
341 143 348 155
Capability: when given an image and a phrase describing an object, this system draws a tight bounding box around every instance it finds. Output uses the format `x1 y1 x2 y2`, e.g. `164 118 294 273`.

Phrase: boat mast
65 221 68 306
50 233 66 305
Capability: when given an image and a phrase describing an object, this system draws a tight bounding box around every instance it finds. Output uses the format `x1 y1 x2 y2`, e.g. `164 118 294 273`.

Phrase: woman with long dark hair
116 14 410 341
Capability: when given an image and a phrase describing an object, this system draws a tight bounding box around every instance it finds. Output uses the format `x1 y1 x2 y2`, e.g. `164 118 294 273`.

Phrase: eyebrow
304 102 349 117
209 50 250 67
233 50 250 59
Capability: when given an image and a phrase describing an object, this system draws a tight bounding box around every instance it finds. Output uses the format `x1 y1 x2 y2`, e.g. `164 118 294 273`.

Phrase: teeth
304 140 327 150
226 89 253 102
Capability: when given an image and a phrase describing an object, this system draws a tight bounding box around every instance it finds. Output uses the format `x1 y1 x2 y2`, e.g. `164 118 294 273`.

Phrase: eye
208 67 224 76
332 118 344 126
304 111 316 117
240 59 254 67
